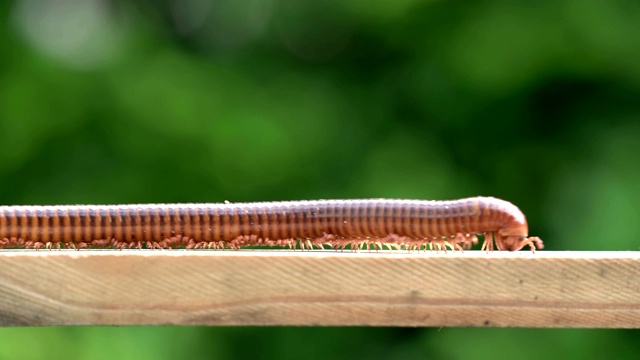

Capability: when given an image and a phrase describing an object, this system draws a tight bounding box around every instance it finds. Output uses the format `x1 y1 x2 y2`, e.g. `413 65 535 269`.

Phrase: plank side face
0 251 639 328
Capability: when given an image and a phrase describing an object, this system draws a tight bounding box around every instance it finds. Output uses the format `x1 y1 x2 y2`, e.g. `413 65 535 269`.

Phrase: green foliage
1 0 640 357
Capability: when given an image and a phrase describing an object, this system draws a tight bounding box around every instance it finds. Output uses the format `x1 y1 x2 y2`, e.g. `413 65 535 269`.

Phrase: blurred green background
1 0 640 358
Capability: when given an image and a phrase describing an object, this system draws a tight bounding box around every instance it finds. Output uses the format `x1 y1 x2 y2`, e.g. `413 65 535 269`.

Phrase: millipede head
495 219 544 252
496 234 544 252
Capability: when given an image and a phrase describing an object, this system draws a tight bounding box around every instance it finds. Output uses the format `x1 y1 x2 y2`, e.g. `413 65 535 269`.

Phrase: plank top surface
1 250 639 328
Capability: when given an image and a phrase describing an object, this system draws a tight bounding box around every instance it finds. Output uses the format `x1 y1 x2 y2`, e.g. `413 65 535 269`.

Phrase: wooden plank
0 250 639 328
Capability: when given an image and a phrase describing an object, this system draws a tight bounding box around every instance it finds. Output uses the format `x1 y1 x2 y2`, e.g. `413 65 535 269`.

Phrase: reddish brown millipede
0 197 543 252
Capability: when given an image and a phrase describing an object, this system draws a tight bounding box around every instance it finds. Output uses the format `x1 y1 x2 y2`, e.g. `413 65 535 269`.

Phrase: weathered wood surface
0 250 639 327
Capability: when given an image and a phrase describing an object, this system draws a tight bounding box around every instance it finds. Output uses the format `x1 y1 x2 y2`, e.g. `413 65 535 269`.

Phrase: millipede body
0 197 543 252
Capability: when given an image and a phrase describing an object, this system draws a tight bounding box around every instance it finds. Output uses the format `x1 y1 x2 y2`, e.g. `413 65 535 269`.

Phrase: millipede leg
481 233 494 253
444 240 454 252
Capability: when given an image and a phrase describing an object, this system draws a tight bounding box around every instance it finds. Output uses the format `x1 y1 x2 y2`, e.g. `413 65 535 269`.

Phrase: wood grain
0 250 639 328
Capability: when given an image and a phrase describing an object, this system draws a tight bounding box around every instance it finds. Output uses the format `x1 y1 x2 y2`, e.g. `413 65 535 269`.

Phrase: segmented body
0 197 543 252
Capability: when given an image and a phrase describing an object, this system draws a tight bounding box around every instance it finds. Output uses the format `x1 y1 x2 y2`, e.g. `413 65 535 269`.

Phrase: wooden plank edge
0 250 639 328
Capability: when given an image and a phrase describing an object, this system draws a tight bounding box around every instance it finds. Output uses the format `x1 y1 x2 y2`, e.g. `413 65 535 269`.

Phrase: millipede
0 197 543 252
